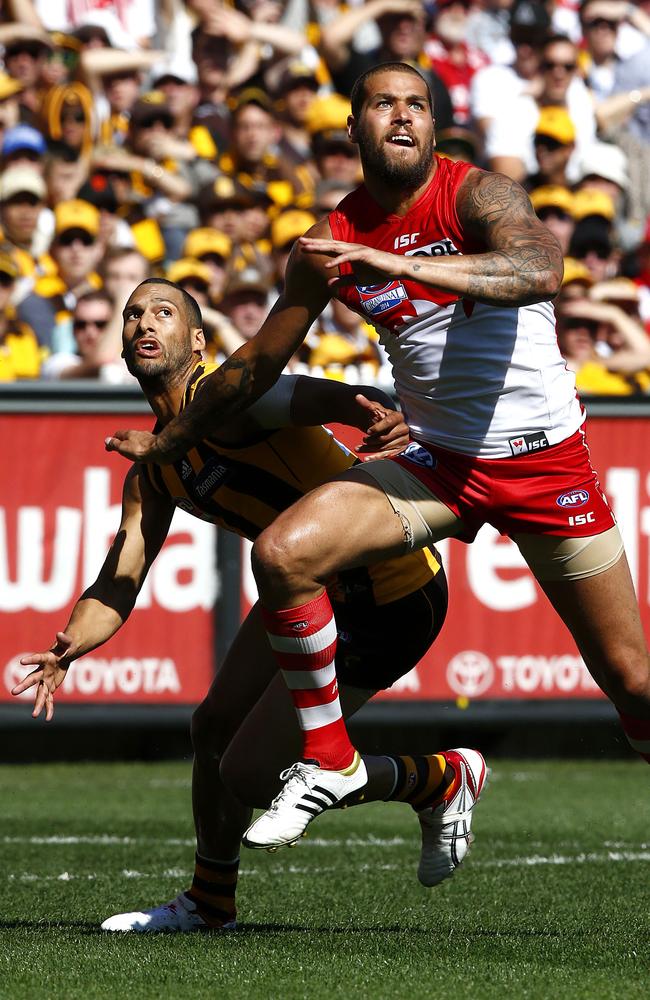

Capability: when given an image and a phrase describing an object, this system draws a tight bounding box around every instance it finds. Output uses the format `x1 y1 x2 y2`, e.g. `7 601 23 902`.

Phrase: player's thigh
516 528 648 684
192 602 278 752
220 674 375 808
253 465 462 586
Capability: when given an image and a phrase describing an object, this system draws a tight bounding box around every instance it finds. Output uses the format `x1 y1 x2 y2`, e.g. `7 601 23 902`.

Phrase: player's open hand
13 632 75 721
354 394 410 459
299 236 401 288
105 429 159 463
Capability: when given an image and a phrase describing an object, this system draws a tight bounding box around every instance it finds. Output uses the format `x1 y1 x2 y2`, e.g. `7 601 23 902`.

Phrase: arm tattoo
457 171 563 305
154 356 256 460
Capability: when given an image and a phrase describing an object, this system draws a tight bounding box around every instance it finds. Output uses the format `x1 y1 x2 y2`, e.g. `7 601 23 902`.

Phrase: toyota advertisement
2 409 649 708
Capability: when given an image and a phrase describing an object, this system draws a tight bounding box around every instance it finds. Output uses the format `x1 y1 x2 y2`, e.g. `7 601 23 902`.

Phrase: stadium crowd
2 0 650 395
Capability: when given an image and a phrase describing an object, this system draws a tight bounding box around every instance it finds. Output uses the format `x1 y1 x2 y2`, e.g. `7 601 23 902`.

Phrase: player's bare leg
527 548 650 761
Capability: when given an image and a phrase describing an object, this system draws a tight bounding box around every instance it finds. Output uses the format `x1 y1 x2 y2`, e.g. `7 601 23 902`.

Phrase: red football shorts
392 428 616 542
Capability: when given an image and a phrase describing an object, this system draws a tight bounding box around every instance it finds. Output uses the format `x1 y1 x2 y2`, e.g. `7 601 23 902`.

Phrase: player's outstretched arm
300 171 563 308
12 467 174 720
106 223 333 465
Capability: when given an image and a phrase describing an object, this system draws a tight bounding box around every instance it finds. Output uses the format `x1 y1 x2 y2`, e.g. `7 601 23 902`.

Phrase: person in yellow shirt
0 250 42 380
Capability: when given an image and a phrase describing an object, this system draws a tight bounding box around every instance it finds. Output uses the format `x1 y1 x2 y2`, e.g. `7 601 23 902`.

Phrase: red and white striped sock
618 712 650 763
261 590 356 771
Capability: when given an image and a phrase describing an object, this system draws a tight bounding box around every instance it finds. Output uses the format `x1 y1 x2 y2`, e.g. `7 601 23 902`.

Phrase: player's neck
363 164 437 216
140 360 198 425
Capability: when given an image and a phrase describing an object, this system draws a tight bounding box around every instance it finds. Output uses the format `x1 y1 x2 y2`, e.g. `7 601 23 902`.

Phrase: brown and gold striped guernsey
143 362 441 606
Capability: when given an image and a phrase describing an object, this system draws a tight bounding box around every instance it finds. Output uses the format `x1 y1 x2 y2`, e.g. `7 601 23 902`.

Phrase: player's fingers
32 682 48 718
105 430 129 451
11 670 43 695
45 693 55 723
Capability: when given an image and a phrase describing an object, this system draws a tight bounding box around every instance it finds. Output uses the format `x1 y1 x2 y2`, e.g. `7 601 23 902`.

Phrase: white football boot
417 747 488 887
100 892 236 933
243 751 368 850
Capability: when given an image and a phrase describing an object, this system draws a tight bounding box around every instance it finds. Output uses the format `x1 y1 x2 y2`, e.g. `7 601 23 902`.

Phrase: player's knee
252 524 316 592
603 648 650 707
191 698 227 759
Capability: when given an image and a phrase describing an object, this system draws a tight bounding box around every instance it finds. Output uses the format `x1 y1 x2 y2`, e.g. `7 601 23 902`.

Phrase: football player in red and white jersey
106 63 650 861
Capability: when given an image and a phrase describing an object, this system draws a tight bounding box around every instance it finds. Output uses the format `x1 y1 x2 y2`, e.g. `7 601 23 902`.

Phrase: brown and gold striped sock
185 854 239 927
383 754 454 811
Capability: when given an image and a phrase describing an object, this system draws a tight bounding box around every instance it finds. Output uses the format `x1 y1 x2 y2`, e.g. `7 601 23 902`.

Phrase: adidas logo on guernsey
243 752 368 851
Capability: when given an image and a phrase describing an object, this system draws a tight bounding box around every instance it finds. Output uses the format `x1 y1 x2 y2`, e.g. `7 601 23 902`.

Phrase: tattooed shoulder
457 170 536 229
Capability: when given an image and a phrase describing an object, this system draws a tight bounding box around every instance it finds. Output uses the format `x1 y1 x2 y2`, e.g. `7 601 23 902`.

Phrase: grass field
1 758 648 1000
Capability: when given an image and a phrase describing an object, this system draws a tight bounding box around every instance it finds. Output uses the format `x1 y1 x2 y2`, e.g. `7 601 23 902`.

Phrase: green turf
0 759 648 1000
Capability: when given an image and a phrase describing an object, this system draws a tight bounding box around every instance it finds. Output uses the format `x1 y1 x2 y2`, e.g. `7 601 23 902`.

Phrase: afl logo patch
556 489 590 508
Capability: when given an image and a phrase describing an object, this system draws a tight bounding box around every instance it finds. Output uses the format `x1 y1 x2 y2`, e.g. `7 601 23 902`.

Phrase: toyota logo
446 650 494 698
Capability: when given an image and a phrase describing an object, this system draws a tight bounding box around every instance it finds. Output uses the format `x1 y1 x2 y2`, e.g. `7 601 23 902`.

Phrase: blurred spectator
37 4 158 51
41 83 94 157
569 194 619 283
0 250 42 380
485 33 597 182
273 61 320 166
313 178 354 216
0 72 23 147
77 174 136 253
18 198 102 350
99 246 150 310
603 41 650 228
1 124 46 174
579 0 626 104
530 184 575 254
465 0 515 65
435 124 482 165
197 175 254 242
39 288 133 381
43 143 88 207
191 30 233 155
0 166 47 280
471 0 551 141
528 106 576 189
556 282 650 393
576 140 630 204
306 94 359 185
151 56 219 165
319 0 454 131
219 265 273 342
182 227 232 302
309 296 386 378
217 89 314 211
2 27 53 124
165 255 245 362
271 208 317 286
558 256 595 302
424 0 490 125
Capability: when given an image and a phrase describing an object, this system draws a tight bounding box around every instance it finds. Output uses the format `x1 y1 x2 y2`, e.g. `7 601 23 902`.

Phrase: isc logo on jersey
356 280 408 316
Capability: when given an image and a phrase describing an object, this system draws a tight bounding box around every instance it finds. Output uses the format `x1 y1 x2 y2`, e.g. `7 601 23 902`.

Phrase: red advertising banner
1 412 215 707
239 418 650 704
2 410 649 709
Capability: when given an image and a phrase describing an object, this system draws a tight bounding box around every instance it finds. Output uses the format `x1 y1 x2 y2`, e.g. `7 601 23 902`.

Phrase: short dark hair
76 289 114 311
136 277 203 329
350 62 432 119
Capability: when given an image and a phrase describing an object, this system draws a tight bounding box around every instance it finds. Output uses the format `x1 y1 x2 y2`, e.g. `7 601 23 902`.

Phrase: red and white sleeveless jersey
329 156 583 458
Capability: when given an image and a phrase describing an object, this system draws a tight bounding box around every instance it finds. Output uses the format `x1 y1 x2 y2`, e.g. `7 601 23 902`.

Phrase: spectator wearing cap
271 208 317 287
217 90 314 212
165 256 245 363
0 250 43 380
274 62 321 167
1 124 46 174
424 0 490 126
576 140 630 205
1 27 52 124
305 94 359 186
319 0 454 133
77 174 136 253
18 198 102 350
569 189 619 283
92 92 197 263
40 288 135 382
557 256 595 304
471 0 551 142
182 228 232 302
219 266 273 343
485 33 597 184
530 184 576 254
0 166 47 280
527 107 576 190
197 175 252 243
